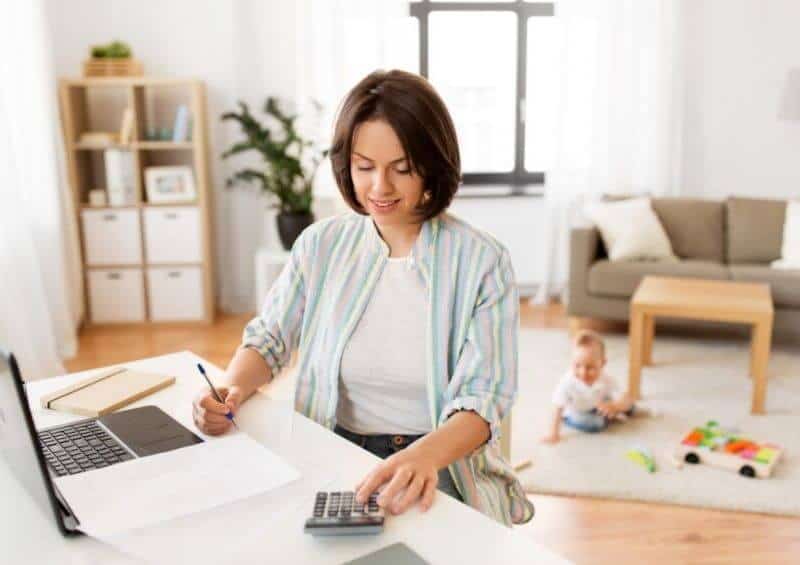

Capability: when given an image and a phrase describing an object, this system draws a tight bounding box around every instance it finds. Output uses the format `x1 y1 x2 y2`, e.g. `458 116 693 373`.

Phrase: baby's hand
540 433 561 445
596 401 618 418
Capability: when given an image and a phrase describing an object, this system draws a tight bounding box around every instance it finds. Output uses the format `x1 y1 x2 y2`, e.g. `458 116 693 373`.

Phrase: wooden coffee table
628 276 774 414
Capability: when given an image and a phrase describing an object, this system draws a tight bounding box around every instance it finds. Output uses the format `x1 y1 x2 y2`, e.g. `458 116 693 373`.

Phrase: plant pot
276 211 314 250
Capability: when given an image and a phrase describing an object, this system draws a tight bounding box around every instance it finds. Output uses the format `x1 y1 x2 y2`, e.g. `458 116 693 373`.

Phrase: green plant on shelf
90 40 132 59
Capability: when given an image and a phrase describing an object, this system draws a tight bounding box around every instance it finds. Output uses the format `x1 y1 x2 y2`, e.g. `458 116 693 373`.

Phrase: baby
541 330 633 444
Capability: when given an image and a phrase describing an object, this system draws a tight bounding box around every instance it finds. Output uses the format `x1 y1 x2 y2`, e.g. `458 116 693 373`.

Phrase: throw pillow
772 200 800 269
585 197 677 262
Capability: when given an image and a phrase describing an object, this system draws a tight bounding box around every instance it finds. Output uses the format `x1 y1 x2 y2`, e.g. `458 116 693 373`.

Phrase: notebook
39 367 175 417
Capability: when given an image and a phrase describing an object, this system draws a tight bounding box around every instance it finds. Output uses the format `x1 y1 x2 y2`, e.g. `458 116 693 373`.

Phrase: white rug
512 329 800 516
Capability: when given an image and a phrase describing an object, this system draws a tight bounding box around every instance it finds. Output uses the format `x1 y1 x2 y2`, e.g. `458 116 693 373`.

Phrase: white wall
682 0 800 200
449 196 546 294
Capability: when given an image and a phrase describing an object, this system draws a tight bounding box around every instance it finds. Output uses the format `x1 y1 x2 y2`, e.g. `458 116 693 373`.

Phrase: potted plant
83 40 143 77
221 97 327 250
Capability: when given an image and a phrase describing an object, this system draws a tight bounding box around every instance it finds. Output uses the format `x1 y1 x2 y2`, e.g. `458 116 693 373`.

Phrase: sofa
567 196 800 341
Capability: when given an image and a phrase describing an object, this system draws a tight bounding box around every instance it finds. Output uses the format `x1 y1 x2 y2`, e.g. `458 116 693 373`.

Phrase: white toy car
674 421 783 479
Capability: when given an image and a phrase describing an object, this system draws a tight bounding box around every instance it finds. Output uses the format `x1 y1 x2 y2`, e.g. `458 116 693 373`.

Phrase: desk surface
0 351 569 565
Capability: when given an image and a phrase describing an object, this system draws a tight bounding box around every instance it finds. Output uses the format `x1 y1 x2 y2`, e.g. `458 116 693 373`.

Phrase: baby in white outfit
541 330 633 444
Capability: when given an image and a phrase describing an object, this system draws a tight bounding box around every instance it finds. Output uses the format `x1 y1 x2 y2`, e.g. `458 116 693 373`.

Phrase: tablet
342 542 430 565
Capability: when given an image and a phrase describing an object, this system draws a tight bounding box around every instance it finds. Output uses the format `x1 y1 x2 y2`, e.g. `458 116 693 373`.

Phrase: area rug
512 329 800 516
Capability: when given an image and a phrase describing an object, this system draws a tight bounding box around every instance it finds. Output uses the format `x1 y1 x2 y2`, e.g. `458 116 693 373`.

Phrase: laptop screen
0 351 62 526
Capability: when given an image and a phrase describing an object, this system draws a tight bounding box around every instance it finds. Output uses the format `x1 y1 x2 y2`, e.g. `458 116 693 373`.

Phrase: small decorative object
88 189 108 207
145 166 197 204
83 40 143 77
159 127 172 141
674 421 784 479
626 446 656 473
118 108 134 145
221 97 328 250
512 459 533 472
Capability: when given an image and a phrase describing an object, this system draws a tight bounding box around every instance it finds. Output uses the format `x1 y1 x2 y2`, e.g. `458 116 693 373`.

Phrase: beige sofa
567 197 800 341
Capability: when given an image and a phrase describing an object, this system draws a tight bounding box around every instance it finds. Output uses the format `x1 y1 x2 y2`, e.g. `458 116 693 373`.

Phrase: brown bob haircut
329 69 461 221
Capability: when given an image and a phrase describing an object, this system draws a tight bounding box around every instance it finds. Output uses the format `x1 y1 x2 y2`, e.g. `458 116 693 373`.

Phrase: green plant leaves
89 40 132 58
221 97 326 214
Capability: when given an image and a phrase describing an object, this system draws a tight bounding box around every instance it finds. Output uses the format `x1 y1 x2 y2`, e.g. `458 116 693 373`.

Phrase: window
410 1 555 188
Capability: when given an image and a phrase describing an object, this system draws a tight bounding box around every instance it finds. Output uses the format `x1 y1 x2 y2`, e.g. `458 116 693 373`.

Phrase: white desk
0 352 569 565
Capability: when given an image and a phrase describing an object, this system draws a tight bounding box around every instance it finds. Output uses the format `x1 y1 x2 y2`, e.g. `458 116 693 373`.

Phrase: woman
192 70 533 526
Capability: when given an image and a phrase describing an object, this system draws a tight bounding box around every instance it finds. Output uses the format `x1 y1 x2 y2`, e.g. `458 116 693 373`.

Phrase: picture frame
144 166 197 204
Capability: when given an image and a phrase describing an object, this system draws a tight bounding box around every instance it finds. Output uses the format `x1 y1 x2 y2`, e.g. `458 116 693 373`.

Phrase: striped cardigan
242 212 534 525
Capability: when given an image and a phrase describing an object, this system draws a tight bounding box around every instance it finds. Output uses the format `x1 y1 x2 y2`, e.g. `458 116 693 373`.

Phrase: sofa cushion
585 198 676 262
651 198 725 262
728 264 800 308
773 200 800 268
726 197 786 264
588 259 730 299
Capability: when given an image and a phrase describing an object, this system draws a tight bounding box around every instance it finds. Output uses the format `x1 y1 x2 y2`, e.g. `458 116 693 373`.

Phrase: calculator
303 491 385 536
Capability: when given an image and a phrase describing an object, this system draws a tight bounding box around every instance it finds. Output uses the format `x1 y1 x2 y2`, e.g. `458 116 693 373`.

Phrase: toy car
674 421 783 479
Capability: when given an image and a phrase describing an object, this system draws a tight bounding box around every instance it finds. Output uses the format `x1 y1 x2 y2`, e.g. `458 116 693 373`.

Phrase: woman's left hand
355 447 439 515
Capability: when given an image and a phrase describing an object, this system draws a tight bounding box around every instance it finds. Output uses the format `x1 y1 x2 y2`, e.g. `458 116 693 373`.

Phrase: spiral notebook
40 367 175 417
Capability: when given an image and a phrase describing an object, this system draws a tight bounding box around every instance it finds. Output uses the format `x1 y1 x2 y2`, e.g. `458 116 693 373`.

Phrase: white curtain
295 0 415 199
534 0 685 304
0 0 81 379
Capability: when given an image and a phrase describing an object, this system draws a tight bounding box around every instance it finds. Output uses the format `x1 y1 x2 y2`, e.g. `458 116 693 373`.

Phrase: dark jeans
334 424 463 502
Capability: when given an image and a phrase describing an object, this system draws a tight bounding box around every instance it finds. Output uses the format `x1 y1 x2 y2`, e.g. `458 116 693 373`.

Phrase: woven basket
83 58 143 77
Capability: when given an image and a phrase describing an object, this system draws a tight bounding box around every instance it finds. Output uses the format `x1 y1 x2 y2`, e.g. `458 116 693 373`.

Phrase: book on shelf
172 104 190 142
119 108 134 145
104 149 136 206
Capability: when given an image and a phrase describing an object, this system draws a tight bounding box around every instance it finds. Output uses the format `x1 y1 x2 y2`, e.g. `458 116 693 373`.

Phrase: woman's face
350 119 426 229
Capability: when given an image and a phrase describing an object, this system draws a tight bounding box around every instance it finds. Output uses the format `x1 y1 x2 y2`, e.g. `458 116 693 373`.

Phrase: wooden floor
65 302 800 564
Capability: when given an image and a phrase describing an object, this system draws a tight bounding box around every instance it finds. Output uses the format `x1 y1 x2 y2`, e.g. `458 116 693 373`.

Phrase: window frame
410 1 555 189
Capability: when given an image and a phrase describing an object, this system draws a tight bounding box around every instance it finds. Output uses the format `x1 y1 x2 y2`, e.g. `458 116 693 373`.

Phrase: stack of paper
54 434 300 538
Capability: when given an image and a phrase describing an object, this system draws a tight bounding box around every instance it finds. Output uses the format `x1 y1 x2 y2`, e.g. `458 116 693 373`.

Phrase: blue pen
196 363 238 429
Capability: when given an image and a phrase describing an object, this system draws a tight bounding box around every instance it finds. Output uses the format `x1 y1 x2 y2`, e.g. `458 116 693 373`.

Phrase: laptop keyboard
38 420 134 477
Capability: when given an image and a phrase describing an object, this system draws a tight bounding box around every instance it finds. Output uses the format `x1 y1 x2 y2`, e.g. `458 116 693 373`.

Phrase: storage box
81 209 142 266
83 58 143 77
146 267 205 321
143 206 202 263
88 268 145 323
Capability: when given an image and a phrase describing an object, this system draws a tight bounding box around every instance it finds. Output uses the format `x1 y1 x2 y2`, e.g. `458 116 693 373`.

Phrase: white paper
54 433 300 538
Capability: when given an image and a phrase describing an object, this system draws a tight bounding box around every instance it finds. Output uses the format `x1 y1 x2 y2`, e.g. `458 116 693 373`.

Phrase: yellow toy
626 446 656 473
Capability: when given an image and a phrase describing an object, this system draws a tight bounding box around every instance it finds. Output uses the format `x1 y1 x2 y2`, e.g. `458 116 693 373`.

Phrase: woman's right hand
192 385 243 435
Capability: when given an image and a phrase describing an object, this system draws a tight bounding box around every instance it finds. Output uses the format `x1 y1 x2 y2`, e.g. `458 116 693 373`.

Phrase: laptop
0 348 203 536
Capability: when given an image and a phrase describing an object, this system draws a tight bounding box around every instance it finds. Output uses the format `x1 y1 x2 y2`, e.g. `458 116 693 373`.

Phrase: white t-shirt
336 256 432 435
551 371 619 418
